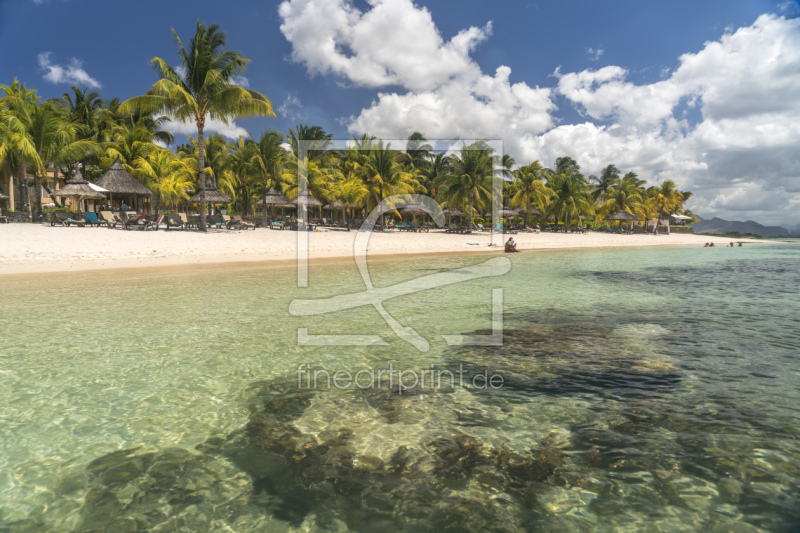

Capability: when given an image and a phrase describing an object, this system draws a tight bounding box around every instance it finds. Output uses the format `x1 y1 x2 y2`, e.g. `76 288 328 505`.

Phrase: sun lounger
166 214 185 230
51 210 85 227
83 212 105 228
145 214 164 230
271 221 285 230
98 211 119 228
228 215 255 230
122 214 146 230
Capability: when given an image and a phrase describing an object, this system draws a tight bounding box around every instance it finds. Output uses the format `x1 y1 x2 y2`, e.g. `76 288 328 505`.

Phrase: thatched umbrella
441 207 462 216
95 157 153 211
607 209 639 222
254 187 292 223
400 203 429 226
324 199 351 225
607 209 639 230
290 191 323 207
54 169 106 212
255 187 291 207
188 180 232 216
291 191 323 226
497 207 522 217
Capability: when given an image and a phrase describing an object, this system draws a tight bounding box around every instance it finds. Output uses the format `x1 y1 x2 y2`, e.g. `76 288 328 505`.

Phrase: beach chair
178 213 196 229
474 224 486 232
145 214 164 231
166 214 185 230
51 210 85 227
228 215 255 230
271 220 285 230
98 211 119 228
83 212 105 228
122 214 145 230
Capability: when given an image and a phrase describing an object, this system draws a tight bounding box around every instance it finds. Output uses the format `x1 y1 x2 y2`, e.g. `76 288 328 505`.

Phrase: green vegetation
1 21 694 231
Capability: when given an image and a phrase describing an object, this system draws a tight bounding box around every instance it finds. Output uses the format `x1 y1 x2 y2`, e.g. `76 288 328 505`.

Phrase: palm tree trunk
261 181 268 227
525 198 530 227
197 120 207 232
564 208 569 233
17 156 30 222
468 193 474 230
379 183 384 227
34 169 43 221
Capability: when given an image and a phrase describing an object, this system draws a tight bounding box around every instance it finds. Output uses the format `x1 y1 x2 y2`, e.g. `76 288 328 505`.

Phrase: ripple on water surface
1 244 799 531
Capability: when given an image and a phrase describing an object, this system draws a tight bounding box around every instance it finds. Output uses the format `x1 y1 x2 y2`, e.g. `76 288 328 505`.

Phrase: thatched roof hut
607 209 639 221
189 187 232 204
324 199 350 210
95 157 153 196
255 187 291 207
290 191 323 207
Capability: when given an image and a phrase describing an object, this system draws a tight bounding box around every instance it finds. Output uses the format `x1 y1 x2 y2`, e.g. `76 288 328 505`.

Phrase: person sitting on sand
505 238 519 253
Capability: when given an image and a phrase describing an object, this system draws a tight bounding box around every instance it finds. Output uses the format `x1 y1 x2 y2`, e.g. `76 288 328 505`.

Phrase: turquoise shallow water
1 243 799 532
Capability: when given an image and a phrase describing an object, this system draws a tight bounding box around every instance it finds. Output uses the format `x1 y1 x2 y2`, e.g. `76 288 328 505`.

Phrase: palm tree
287 124 333 160
134 148 190 210
599 177 645 227
554 156 581 176
101 123 159 171
439 142 494 230
1 79 40 218
249 129 285 225
403 131 432 169
223 136 259 214
647 180 684 234
422 152 452 200
510 161 553 226
546 170 593 232
120 20 275 231
357 141 422 224
590 164 620 201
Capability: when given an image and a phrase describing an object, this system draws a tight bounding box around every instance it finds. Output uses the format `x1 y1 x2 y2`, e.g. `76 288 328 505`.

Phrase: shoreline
0 224 769 278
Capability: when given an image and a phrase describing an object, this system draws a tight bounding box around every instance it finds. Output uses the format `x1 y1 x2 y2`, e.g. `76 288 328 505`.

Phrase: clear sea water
1 242 798 532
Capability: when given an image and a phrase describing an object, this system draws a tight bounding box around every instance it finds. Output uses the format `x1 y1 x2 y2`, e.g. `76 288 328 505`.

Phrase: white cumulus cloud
279 1 800 225
38 52 101 88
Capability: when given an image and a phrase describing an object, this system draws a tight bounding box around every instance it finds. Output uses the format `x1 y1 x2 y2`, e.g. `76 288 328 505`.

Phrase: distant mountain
692 217 789 237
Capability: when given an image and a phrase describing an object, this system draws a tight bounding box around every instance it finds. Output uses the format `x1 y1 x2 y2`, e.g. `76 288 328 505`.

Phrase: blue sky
1 0 799 226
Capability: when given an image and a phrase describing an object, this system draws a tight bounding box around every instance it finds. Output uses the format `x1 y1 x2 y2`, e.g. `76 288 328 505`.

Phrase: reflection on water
1 244 799 531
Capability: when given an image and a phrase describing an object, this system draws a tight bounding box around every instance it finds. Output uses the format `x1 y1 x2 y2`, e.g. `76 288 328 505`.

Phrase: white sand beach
0 223 749 276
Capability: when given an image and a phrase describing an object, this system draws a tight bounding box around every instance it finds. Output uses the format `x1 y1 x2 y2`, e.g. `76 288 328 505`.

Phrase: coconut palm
102 123 159 172
134 148 190 210
646 180 684 233
356 141 422 224
510 161 553 226
438 142 494 230
1 79 41 217
248 129 286 225
599 177 645 227
590 164 621 201
403 131 432 170
546 170 593 232
119 20 275 231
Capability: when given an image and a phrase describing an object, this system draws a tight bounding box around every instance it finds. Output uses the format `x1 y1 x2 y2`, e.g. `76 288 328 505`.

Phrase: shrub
43 206 76 214
584 220 600 231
